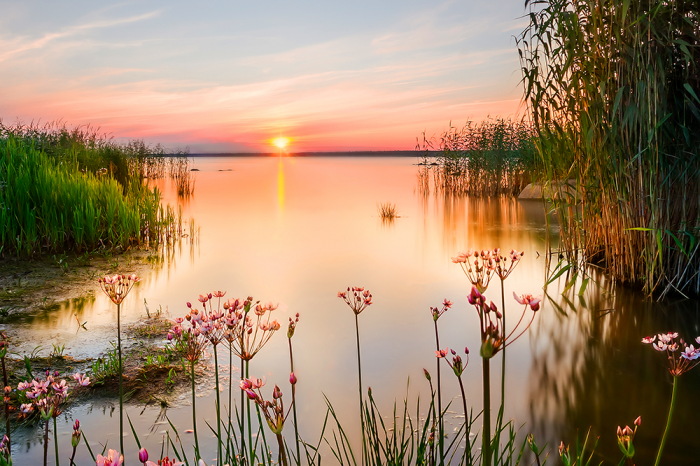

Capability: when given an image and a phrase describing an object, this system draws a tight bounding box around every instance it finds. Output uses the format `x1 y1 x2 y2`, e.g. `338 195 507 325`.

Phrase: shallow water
7 156 700 465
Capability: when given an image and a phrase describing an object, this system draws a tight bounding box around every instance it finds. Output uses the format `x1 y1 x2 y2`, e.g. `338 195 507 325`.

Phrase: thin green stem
289 339 300 466
117 302 124 458
482 357 491 466
354 313 367 466
226 347 233 463
43 419 49 466
214 345 222 466
246 360 253 464
190 360 200 460
654 376 678 466
240 355 246 465
53 416 59 466
433 321 444 466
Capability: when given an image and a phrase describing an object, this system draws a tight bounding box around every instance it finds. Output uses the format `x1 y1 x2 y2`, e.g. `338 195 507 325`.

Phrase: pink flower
139 447 149 463
96 449 124 466
443 299 453 308
435 348 448 358
20 403 33 414
513 292 542 311
641 336 656 344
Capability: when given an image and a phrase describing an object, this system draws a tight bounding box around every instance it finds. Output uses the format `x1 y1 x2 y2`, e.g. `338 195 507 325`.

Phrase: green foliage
418 117 537 196
0 122 186 256
518 0 700 296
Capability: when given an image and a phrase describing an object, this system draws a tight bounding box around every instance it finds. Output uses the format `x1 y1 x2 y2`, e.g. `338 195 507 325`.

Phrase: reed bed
0 122 191 256
417 118 536 197
377 202 399 220
518 0 700 297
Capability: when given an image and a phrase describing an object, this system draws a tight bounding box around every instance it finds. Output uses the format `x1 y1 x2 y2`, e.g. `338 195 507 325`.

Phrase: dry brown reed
378 202 399 220
519 0 700 297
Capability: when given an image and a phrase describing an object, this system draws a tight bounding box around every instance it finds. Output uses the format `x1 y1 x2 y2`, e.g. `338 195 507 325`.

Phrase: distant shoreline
186 150 441 157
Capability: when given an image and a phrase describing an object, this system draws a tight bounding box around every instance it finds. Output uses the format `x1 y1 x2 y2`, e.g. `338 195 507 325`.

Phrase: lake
6 155 700 465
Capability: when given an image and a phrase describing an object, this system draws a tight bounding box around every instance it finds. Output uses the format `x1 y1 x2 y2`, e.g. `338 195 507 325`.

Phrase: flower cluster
616 416 641 459
468 286 541 359
430 299 453 321
642 332 700 376
98 274 140 305
288 312 300 338
494 248 525 280
436 347 469 377
16 370 90 419
240 376 292 435
451 249 498 292
337 287 372 315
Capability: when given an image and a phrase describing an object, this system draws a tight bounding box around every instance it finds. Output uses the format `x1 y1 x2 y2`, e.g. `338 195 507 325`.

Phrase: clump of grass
378 202 399 220
0 121 189 256
417 117 536 197
518 0 700 297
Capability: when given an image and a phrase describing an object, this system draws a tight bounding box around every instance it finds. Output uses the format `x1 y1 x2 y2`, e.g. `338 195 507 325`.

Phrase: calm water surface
7 156 700 465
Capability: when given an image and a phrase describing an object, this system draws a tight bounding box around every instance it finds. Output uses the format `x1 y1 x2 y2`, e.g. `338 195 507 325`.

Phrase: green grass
0 122 188 256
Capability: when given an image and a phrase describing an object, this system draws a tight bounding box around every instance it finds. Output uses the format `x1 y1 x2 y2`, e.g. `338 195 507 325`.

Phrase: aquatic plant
417 117 536 197
287 313 301 465
377 203 399 221
338 286 373 466
98 273 139 457
518 0 700 297
96 448 123 466
642 332 700 465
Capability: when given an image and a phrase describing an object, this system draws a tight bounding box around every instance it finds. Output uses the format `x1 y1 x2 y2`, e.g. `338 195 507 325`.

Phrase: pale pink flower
513 292 542 311
96 448 124 466
641 336 656 344
20 403 33 414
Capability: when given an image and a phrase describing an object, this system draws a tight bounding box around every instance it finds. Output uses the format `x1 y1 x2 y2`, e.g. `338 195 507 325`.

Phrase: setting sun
273 137 290 149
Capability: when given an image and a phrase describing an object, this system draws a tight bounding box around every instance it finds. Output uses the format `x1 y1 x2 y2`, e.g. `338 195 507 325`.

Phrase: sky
0 0 530 153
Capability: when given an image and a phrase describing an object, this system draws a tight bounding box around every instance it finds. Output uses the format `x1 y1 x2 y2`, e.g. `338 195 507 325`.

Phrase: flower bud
634 416 641 427
423 369 431 381
187 302 192 308
273 385 282 399
289 372 297 385
139 447 149 463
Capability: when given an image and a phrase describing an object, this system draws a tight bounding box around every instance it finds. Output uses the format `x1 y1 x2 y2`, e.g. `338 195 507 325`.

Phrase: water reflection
4 156 698 463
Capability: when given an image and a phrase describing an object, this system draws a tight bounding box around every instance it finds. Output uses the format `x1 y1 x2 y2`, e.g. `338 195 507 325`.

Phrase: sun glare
273 137 290 149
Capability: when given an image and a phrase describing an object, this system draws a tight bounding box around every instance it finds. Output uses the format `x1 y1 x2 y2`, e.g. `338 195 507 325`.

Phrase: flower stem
354 313 367 466
654 375 678 466
191 360 200 460
117 302 124 457
433 321 444 466
289 339 300 466
240 355 246 464
482 357 491 466
214 345 222 466
246 360 253 463
43 419 49 466
276 433 289 466
227 347 233 462
53 416 60 466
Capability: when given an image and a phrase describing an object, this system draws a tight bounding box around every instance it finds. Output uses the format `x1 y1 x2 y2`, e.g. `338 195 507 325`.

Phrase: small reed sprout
377 203 399 221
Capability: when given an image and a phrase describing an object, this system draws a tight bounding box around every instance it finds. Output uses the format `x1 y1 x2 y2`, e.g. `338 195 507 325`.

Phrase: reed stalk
482 358 491 466
518 0 700 297
288 339 300 465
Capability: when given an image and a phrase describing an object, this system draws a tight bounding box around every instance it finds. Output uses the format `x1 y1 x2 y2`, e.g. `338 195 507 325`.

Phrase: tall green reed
417 118 536 197
518 0 700 297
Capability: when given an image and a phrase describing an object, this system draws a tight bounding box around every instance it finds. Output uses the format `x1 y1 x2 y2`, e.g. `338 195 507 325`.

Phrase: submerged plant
98 273 139 457
642 332 700 466
338 286 372 466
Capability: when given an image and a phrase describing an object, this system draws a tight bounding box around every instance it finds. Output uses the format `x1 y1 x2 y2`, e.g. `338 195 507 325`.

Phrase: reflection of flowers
642 332 700 376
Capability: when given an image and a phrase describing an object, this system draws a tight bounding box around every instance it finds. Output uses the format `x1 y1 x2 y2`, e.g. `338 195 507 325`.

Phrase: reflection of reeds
417 118 536 197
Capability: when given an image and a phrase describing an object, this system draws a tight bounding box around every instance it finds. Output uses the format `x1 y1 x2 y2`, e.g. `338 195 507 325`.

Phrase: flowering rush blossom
451 249 498 292
430 299 453 321
225 297 281 361
98 274 140 305
240 376 293 435
642 332 700 376
337 287 372 315
16 371 90 419
468 286 542 359
493 248 525 281
436 347 469 377
616 416 641 459
96 449 124 466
